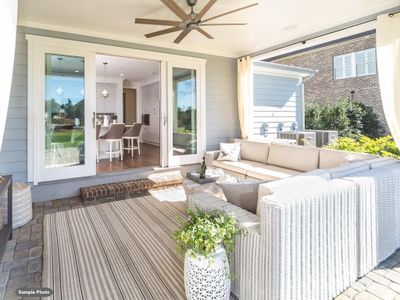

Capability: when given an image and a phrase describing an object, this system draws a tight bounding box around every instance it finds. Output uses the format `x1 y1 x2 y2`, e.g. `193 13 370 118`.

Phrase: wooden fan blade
196 28 214 39
135 18 181 26
200 23 247 26
201 3 258 23
195 0 218 22
160 0 188 20
145 27 182 38
174 29 191 44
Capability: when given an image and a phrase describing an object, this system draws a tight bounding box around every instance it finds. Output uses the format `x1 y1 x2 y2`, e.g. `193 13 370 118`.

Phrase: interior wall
96 83 117 114
123 88 136 124
140 81 160 145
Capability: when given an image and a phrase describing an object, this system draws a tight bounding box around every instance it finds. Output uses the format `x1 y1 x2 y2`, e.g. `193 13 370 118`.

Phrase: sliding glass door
167 61 205 166
31 46 96 183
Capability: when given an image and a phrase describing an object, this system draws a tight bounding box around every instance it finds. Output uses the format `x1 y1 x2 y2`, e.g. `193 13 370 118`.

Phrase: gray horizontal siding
253 73 302 139
0 35 28 182
0 26 238 183
206 57 238 149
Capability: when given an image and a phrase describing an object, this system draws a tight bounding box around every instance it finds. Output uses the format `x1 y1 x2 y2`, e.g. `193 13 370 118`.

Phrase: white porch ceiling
18 0 399 58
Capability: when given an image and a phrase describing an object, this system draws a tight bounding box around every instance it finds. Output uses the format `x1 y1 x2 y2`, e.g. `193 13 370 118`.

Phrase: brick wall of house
270 33 389 133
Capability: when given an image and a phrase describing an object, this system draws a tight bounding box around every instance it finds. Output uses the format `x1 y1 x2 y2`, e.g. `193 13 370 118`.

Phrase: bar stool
99 123 125 162
123 123 143 157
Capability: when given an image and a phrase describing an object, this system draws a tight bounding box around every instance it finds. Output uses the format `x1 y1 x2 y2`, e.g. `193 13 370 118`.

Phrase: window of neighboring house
333 48 376 79
334 53 353 79
355 48 376 76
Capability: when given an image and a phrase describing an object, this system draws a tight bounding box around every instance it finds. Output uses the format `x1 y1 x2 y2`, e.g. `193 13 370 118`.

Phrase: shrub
326 135 400 159
305 98 383 138
173 209 243 260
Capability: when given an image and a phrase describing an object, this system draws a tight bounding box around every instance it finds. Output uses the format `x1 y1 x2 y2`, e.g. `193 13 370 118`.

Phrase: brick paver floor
1 190 400 300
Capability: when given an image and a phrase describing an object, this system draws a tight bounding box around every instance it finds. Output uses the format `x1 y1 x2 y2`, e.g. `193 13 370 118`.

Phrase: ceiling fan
135 0 258 44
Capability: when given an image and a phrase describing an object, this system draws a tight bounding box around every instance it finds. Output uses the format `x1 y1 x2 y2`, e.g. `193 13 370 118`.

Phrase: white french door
167 60 206 166
31 45 96 183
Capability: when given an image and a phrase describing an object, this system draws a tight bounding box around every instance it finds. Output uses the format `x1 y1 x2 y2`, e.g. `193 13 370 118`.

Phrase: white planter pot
184 247 230 300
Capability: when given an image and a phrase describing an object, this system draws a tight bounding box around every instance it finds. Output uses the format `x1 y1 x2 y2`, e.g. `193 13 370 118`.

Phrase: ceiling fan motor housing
135 0 258 44
186 0 197 7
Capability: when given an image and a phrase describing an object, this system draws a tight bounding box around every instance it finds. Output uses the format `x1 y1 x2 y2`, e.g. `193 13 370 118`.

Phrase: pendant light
102 62 109 99
56 57 64 96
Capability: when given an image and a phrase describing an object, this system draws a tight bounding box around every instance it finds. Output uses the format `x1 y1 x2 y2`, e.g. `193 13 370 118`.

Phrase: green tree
305 98 383 138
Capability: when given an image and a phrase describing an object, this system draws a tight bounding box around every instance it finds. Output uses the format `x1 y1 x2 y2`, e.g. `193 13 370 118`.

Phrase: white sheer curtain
237 56 253 140
376 13 400 147
0 0 18 150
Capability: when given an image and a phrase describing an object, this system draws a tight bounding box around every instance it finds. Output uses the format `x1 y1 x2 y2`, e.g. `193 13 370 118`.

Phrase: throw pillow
218 180 264 214
217 143 241 162
341 155 363 165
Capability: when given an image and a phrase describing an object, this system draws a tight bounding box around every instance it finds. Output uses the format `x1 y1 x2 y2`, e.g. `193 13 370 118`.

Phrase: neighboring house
268 30 389 133
252 62 315 139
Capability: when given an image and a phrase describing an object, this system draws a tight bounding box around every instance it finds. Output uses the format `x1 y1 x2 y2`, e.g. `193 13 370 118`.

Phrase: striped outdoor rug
43 195 188 300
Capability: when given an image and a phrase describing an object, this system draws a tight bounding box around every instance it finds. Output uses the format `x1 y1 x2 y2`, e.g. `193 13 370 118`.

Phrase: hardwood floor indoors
96 143 160 174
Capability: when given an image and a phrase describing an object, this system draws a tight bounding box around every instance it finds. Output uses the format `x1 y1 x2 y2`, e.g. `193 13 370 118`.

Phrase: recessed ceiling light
120 73 124 77
75 70 80 73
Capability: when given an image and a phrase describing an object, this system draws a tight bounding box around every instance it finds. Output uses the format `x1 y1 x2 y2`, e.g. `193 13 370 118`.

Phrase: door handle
163 114 167 126
92 112 96 129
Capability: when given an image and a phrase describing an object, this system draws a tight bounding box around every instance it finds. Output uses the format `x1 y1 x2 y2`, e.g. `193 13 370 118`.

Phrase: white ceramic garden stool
184 246 231 300
12 183 32 229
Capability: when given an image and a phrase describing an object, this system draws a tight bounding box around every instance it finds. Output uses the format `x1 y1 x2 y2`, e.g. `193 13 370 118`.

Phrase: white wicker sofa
191 142 400 300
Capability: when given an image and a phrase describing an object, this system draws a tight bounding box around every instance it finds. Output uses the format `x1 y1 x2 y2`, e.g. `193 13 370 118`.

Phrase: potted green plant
173 209 243 300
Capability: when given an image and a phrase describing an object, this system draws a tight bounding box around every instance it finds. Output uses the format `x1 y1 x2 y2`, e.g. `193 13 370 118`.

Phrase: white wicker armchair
189 178 360 300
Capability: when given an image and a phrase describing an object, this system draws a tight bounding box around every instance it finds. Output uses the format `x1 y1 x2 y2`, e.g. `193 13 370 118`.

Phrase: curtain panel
376 13 400 147
0 0 18 150
237 56 253 140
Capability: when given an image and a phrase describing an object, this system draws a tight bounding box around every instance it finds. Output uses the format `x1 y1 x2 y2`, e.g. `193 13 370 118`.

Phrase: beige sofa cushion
212 159 256 175
213 159 299 181
240 140 270 164
258 175 329 197
319 148 376 169
257 175 329 215
247 164 300 181
267 143 319 172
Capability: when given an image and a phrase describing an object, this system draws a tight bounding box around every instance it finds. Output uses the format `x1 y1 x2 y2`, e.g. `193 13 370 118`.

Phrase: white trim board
27 34 207 183
253 61 316 79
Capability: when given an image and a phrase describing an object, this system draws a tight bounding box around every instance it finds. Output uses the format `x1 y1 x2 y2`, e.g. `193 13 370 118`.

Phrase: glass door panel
45 54 85 168
33 46 96 184
172 67 197 156
167 62 204 166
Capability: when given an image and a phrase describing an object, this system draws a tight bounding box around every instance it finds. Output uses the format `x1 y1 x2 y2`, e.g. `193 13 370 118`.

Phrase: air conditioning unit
277 131 316 147
307 130 338 147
